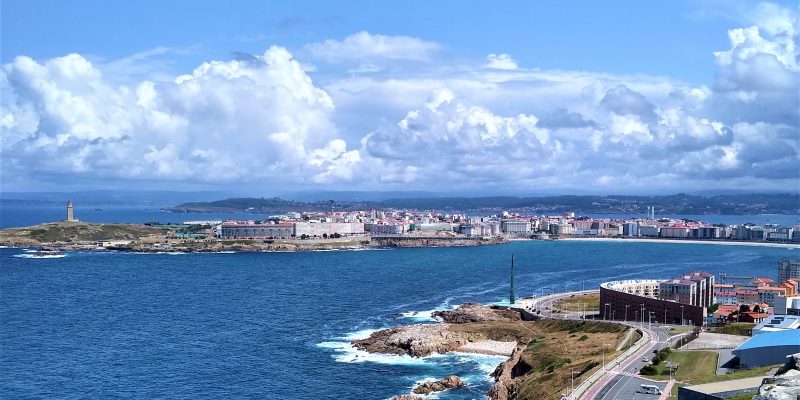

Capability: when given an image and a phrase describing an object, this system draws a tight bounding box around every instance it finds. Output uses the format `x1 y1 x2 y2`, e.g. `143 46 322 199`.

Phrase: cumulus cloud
485 53 518 70
305 31 439 63
1 2 798 192
0 47 360 185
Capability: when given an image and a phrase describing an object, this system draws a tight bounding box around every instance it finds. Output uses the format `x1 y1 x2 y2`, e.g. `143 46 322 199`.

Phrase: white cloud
485 53 518 70
0 47 360 186
1 2 798 192
305 31 439 63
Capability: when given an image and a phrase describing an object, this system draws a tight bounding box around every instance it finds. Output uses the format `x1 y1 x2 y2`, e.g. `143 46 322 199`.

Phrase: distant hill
170 193 800 215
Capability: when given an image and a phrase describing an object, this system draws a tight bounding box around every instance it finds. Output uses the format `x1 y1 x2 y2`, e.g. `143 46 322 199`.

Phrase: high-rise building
778 259 800 282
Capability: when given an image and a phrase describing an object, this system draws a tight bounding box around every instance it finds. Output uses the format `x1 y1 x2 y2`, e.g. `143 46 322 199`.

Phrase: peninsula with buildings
1 198 799 253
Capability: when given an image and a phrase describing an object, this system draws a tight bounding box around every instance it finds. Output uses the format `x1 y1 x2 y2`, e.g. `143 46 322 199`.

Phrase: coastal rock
390 396 426 400
488 346 523 400
412 375 466 394
433 303 519 323
352 324 475 357
753 352 800 400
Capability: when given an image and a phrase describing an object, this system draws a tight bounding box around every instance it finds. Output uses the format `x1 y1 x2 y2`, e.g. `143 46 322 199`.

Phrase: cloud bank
1 3 797 192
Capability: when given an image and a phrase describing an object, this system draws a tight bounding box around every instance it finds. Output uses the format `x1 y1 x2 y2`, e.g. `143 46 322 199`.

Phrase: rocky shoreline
0 222 507 253
351 303 534 398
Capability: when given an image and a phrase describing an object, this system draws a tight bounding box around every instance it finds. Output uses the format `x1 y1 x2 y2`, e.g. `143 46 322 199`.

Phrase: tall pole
681 306 684 326
510 254 516 305
625 304 629 322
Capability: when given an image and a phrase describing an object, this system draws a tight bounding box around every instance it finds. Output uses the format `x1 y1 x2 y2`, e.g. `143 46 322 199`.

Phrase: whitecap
13 254 67 259
317 341 432 366
399 308 449 323
340 328 381 341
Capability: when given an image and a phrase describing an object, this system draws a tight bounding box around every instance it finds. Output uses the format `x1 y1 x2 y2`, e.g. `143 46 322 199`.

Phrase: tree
753 305 762 313
709 303 720 314
739 304 751 313
323 233 328 239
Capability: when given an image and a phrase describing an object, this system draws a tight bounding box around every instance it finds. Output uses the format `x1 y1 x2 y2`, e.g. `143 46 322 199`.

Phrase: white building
501 220 531 234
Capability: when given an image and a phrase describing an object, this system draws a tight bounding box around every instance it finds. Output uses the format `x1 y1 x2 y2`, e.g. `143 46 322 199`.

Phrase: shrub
640 365 657 375
577 335 589 341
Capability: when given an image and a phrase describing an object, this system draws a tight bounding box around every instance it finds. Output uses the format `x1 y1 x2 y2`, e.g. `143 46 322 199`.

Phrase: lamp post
625 304 629 322
680 305 684 326
664 309 667 324
604 303 610 320
570 369 579 399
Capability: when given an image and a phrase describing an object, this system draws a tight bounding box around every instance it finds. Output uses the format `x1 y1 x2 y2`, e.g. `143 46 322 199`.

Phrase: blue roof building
733 329 800 368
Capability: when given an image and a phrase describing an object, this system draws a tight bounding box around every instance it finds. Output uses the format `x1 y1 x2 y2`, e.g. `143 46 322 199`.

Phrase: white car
642 357 650 362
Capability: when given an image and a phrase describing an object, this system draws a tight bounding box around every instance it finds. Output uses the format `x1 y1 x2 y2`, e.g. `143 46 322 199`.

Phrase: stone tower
66 200 76 222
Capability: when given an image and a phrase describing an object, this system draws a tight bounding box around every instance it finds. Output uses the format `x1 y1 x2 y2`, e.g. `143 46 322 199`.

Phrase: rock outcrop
412 375 466 394
753 353 800 400
433 303 520 323
488 346 523 400
352 324 475 357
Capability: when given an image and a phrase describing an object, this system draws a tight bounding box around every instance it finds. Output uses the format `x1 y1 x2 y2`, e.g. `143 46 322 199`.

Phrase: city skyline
1 1 798 194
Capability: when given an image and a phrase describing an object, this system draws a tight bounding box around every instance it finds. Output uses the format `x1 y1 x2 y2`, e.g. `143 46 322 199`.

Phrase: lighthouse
66 200 78 222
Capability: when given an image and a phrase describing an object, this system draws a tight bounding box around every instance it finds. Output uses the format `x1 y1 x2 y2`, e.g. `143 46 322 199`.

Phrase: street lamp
680 305 685 326
605 303 611 321
570 369 579 399
664 309 667 324
625 304 630 322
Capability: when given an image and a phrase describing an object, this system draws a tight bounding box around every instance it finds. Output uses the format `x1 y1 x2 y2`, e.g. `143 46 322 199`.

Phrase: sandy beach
559 237 799 249
459 340 518 356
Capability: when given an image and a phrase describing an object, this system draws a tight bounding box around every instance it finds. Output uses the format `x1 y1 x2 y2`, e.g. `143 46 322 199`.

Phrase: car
642 357 650 362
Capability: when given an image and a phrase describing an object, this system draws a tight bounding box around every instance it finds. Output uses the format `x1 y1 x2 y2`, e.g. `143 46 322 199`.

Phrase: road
518 290 691 400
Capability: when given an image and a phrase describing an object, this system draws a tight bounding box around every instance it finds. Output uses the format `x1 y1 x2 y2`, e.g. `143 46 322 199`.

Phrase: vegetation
0 222 163 245
503 320 631 400
553 292 600 313
170 193 800 215
707 323 755 336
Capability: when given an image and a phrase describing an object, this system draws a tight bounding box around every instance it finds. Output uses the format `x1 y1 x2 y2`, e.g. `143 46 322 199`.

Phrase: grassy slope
512 320 632 400
0 222 163 245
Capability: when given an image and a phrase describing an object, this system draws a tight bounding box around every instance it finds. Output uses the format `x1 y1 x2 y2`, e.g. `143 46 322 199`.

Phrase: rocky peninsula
0 222 506 253
351 303 634 400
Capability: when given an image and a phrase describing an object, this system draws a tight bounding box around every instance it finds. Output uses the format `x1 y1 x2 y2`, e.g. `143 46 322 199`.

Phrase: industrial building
733 329 800 368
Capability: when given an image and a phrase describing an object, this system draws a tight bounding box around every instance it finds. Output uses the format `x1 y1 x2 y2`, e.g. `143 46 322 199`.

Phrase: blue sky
3 1 739 83
1 1 798 194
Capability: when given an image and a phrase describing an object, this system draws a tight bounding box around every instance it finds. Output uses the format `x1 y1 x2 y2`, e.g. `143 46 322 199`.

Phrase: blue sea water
1 241 796 399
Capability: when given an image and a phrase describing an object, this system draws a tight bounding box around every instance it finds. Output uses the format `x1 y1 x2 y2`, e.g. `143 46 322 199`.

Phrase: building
659 272 714 308
294 222 365 237
219 221 293 239
733 330 800 368
660 227 690 238
501 220 531 235
758 286 787 306
600 279 705 326
752 314 800 335
622 222 639 237
778 259 800 282
639 225 660 237
365 223 406 235
774 296 800 316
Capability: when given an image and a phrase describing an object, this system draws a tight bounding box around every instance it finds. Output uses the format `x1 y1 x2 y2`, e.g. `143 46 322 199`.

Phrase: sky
1 0 798 195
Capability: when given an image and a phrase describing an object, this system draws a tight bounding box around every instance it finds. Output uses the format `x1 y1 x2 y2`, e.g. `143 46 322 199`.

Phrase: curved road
519 291 680 400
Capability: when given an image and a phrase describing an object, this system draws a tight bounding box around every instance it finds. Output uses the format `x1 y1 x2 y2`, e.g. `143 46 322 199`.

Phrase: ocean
1 240 796 399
